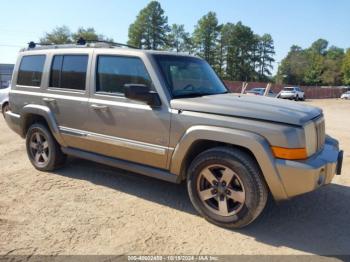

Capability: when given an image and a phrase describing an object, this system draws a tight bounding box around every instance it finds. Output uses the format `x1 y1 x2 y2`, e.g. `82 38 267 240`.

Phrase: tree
310 38 328 55
167 24 192 53
72 27 113 42
303 52 324 85
277 45 308 85
128 1 169 49
40 26 112 45
40 26 72 44
256 34 275 80
343 49 350 85
192 12 220 67
321 46 344 85
223 22 258 81
220 23 236 79
278 40 347 86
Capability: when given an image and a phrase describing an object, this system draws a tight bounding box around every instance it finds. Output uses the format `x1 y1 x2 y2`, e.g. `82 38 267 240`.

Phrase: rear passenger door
83 53 171 169
44 51 91 148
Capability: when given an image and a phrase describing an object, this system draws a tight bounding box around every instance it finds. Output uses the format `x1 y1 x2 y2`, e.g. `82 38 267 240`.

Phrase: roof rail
24 38 139 51
78 38 139 49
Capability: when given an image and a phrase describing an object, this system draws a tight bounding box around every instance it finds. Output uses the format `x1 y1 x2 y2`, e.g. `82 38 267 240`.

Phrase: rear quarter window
17 55 46 87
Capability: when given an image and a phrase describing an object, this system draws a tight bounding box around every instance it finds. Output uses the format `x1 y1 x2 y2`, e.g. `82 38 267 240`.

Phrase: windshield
153 55 228 98
283 87 295 91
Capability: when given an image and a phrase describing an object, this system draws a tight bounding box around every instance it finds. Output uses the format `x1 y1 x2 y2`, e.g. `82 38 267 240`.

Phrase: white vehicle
0 81 11 117
340 91 350 99
278 87 305 101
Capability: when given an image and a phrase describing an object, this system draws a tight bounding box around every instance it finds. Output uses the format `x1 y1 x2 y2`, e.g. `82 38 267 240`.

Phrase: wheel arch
1 101 9 110
170 125 289 201
20 104 66 146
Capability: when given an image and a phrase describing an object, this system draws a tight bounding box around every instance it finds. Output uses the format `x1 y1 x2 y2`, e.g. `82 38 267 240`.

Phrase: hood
170 93 322 126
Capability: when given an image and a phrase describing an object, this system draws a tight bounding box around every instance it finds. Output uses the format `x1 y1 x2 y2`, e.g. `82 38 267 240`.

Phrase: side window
17 55 46 87
96 56 152 94
49 55 88 90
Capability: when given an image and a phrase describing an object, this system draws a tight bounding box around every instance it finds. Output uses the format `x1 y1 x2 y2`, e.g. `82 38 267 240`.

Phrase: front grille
315 117 325 151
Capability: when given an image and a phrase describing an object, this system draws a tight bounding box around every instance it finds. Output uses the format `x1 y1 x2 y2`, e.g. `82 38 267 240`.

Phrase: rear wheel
26 123 66 171
187 147 268 228
2 103 9 118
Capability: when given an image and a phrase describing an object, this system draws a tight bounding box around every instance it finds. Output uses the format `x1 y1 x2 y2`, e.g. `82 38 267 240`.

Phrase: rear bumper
279 93 296 99
4 110 22 136
275 136 343 199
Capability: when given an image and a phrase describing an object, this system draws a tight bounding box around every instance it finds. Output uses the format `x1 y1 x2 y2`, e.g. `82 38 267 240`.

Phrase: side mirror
124 84 161 107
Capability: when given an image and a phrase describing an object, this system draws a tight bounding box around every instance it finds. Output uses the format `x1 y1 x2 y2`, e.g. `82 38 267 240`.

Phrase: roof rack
24 38 139 51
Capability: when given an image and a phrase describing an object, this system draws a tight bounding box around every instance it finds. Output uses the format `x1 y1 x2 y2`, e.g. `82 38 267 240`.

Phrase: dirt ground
0 99 349 256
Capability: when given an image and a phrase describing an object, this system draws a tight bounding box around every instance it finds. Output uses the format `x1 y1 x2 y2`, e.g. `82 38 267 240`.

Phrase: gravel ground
0 99 349 256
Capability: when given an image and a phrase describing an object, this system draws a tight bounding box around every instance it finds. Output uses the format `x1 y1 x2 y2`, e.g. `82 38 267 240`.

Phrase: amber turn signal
271 146 308 160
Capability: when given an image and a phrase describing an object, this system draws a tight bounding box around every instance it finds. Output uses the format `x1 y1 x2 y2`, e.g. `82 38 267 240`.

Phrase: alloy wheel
196 164 246 217
29 131 50 166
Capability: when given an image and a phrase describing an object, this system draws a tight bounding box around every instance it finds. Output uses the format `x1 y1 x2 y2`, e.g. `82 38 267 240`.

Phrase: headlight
304 121 317 156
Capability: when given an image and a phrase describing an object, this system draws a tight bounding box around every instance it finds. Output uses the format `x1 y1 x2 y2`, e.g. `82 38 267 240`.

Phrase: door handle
42 97 56 103
90 104 108 111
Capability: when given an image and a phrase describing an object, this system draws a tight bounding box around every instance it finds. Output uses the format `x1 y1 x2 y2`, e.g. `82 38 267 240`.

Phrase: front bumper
275 136 343 199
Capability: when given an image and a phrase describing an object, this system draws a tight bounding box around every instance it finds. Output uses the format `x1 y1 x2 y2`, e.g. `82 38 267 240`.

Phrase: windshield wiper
174 93 215 99
173 91 228 99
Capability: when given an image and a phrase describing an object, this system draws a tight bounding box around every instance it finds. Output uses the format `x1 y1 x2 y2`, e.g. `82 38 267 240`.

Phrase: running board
61 147 182 184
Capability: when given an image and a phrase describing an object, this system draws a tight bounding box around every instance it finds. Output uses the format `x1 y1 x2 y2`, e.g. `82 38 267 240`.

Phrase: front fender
20 104 66 146
170 125 289 201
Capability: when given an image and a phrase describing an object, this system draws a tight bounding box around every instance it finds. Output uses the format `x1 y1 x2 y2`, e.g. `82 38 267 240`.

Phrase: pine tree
192 12 220 67
257 34 275 80
128 1 169 50
167 24 192 53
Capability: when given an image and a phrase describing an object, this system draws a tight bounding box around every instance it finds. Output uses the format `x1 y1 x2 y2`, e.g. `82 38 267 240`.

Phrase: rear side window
96 56 152 94
17 55 46 87
50 55 88 90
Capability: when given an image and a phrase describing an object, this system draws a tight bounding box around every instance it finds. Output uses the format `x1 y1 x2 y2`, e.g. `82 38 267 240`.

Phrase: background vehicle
246 87 276 97
4 41 343 229
340 91 350 99
0 81 10 117
278 87 305 101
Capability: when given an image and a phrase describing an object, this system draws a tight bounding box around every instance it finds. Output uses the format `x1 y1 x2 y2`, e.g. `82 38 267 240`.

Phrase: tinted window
17 55 46 86
50 55 62 88
96 56 152 94
50 55 88 90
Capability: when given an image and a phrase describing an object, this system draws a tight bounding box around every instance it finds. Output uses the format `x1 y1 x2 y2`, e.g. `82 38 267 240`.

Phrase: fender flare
170 125 288 201
20 104 67 146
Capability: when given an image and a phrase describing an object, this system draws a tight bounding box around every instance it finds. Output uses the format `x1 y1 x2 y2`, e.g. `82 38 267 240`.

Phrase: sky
0 0 349 73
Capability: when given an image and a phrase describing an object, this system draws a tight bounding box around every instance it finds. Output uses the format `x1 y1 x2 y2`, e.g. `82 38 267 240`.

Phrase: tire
26 123 66 171
295 95 299 101
2 103 9 118
187 147 269 229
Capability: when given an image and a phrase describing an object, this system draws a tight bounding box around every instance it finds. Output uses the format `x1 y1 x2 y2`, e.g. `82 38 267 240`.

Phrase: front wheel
187 147 268 228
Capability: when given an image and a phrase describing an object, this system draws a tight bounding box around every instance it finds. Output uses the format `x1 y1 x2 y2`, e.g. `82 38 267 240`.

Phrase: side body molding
170 125 289 201
20 104 67 147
